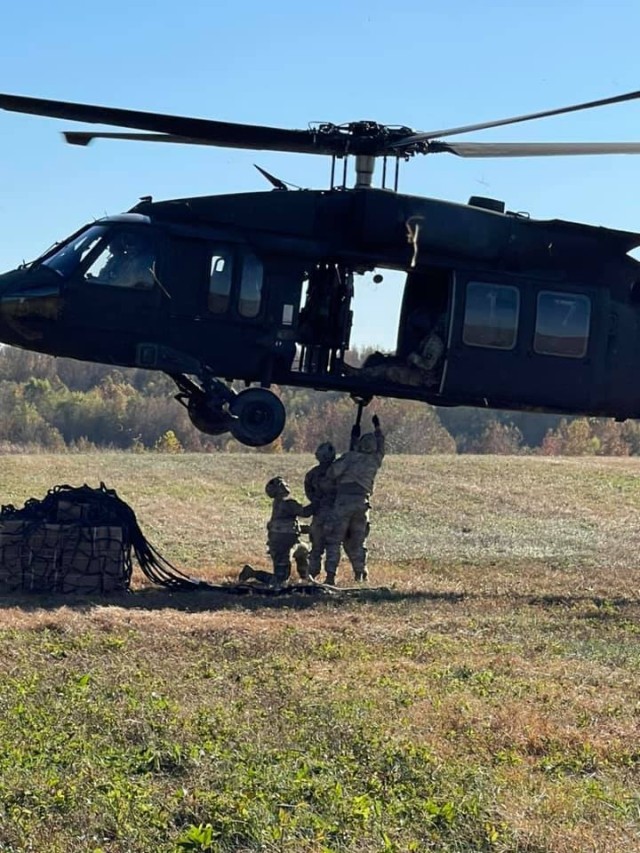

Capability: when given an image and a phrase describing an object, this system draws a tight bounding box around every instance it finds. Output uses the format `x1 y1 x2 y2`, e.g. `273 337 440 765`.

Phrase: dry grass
0 453 639 851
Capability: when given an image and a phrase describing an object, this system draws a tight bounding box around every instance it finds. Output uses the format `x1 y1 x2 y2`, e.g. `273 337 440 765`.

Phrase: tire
229 387 286 447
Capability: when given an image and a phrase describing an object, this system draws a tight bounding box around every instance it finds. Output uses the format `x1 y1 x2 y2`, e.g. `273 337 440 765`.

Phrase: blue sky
2 0 640 347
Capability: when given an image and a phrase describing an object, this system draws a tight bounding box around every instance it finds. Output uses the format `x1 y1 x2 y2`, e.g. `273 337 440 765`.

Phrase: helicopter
2 89 640 446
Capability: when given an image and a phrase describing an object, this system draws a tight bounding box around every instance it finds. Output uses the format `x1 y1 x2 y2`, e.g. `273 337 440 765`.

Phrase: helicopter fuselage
1 187 639 445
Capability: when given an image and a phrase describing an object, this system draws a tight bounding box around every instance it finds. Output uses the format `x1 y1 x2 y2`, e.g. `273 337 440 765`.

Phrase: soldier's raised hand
372 414 380 429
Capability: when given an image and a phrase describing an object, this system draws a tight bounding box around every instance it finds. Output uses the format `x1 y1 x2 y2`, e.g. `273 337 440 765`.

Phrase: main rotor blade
66 133 640 160
64 131 218 147
432 141 640 157
0 93 334 155
389 88 640 146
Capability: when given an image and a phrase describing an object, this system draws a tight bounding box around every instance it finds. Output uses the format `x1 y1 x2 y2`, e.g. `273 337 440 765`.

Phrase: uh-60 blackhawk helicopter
2 89 640 446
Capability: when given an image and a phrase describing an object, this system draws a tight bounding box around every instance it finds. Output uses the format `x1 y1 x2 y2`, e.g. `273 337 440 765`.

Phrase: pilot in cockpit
87 232 155 289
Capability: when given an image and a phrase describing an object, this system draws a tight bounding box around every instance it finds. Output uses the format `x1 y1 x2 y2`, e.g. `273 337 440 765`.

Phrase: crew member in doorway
353 305 444 388
405 305 445 376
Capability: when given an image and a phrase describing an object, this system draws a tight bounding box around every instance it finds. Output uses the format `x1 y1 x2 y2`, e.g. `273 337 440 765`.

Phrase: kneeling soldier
266 476 312 584
239 476 311 586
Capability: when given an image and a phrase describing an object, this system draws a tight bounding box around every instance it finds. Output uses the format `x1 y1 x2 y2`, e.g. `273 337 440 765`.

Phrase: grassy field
0 453 639 852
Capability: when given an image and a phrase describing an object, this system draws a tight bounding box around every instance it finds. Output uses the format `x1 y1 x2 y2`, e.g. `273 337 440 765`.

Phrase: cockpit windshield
83 229 157 289
41 225 107 278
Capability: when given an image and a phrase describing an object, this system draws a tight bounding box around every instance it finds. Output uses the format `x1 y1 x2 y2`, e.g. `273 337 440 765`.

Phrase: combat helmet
315 441 336 464
357 432 378 453
265 476 290 499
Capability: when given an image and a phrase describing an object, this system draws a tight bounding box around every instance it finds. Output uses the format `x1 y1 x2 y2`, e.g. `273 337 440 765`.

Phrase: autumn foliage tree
0 345 637 456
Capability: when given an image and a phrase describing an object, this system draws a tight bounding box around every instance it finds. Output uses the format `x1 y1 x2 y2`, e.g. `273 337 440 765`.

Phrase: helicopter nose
0 266 62 346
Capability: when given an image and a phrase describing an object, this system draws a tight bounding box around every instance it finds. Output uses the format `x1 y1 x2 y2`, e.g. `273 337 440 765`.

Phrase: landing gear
186 395 231 435
173 373 235 436
229 387 286 447
171 373 285 447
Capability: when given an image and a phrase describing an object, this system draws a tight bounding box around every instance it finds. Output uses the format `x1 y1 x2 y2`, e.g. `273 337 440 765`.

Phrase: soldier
405 305 445 377
93 231 156 289
239 476 311 586
303 441 337 578
323 414 385 585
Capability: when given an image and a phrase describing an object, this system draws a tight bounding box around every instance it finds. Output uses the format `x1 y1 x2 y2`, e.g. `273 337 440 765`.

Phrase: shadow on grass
1 586 638 616
527 593 639 610
0 584 466 615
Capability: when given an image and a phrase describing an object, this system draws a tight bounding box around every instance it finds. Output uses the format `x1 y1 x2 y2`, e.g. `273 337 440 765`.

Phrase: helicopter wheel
187 394 232 435
229 388 286 447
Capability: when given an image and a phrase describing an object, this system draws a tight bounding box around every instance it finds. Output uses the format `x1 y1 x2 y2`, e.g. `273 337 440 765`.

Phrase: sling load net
0 482 202 593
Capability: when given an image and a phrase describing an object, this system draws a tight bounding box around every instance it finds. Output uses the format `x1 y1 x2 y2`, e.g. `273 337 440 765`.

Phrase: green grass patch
0 453 640 850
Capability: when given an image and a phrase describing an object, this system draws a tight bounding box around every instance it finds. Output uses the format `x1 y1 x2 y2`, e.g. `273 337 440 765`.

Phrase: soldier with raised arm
323 414 385 585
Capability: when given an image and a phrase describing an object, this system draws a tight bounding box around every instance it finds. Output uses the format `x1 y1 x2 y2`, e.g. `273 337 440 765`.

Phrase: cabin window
208 251 233 313
84 229 156 290
534 291 591 358
238 253 263 318
463 282 519 349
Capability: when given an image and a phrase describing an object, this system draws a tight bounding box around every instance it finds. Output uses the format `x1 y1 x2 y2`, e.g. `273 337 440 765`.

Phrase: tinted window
463 282 519 349
84 230 156 290
534 291 591 358
42 225 107 278
208 251 233 313
239 253 263 318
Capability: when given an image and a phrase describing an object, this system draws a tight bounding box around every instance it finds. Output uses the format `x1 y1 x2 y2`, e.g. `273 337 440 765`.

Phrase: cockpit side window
238 252 263 318
84 229 156 290
41 225 107 278
208 250 233 313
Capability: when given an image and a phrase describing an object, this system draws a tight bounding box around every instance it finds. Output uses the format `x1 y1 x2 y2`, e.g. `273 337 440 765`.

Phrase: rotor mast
329 121 411 190
354 154 376 189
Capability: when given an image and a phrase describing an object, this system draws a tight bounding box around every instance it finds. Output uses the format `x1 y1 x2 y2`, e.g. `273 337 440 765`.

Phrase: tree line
0 345 639 455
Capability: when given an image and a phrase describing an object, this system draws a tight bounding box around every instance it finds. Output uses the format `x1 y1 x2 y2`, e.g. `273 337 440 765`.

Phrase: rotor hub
313 120 417 157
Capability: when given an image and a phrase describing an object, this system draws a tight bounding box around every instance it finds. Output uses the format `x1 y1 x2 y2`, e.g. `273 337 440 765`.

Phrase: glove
372 414 380 429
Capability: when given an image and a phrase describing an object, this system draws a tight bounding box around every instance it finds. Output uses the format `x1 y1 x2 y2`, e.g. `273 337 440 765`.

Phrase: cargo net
0 483 201 594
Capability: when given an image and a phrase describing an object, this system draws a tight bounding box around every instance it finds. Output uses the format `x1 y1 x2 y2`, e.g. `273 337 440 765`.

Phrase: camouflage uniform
407 331 444 373
265 476 311 584
304 442 337 578
324 417 385 584
406 306 445 378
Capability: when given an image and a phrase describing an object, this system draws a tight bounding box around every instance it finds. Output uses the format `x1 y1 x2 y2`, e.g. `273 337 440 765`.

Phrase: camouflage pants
308 510 331 578
268 532 310 582
324 494 370 580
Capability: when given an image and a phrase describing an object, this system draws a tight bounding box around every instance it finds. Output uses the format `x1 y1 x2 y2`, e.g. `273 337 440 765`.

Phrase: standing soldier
239 476 311 586
323 415 385 585
304 441 337 579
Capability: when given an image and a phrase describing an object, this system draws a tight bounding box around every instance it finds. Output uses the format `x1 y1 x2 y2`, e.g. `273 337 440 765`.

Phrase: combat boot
293 544 310 580
239 565 256 583
354 567 369 582
274 564 290 587
324 573 337 586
